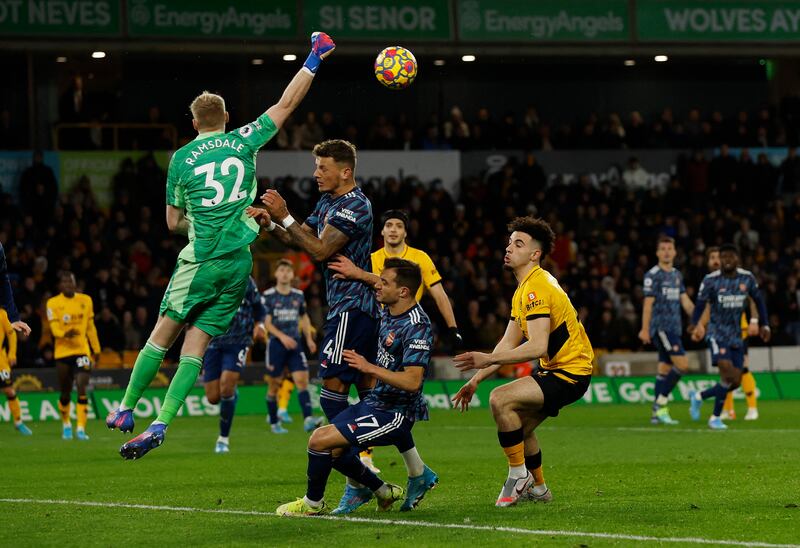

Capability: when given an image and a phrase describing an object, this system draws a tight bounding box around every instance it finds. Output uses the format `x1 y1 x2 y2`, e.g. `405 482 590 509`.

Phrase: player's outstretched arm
455 318 545 372
329 254 380 287
266 32 335 129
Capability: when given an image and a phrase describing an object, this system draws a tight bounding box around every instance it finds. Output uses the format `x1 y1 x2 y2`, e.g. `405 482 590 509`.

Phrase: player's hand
11 321 31 336
453 351 492 372
9 359 17 368
93 353 100 365
64 328 79 338
760 326 771 342
261 190 289 222
691 324 705 342
343 349 371 373
303 32 336 74
306 337 317 355
447 327 464 352
281 335 298 350
246 206 273 228
747 322 760 337
638 328 651 345
452 379 478 412
328 254 359 281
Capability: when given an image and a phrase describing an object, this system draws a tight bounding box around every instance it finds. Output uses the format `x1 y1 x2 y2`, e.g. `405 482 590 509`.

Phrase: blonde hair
190 91 226 130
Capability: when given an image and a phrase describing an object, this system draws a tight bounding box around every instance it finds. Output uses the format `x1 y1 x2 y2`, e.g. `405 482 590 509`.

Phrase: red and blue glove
303 32 336 75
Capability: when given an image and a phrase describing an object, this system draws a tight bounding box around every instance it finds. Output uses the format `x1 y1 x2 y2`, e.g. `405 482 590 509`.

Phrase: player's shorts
653 330 685 364
531 369 591 417
203 344 248 383
266 339 308 378
56 354 92 374
708 338 745 369
0 367 12 388
333 400 413 450
318 309 378 385
160 247 252 337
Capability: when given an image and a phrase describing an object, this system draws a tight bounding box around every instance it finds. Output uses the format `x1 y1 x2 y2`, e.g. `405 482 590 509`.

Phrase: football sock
277 379 294 411
332 452 383 492
298 389 313 418
526 451 545 485
155 355 203 425
306 448 333 503
700 382 728 401
662 366 683 396
401 446 425 477
498 428 527 479
723 391 735 414
712 381 732 417
742 370 758 409
219 390 238 437
77 395 88 430
8 395 21 424
653 373 667 411
58 400 71 426
122 341 167 410
375 484 392 498
266 395 279 425
319 387 349 420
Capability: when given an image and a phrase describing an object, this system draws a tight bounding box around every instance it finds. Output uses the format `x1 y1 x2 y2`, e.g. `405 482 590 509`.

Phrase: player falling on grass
689 244 769 430
104 32 336 460
1 306 31 435
203 275 266 454
704 247 761 421
328 208 463 472
452 217 593 507
263 259 322 434
276 259 437 516
47 272 101 441
638 236 694 425
249 139 379 422
1 241 32 435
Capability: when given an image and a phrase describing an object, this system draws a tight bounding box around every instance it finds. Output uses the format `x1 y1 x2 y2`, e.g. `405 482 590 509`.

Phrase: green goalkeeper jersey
166 112 278 262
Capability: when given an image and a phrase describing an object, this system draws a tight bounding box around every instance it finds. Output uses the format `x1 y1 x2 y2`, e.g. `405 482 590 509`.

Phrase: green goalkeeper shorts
159 246 253 337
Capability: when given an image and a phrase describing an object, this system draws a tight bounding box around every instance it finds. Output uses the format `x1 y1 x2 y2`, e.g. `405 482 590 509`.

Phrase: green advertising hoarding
638 0 800 42
304 0 452 40
0 0 120 36
126 0 296 39
457 0 629 42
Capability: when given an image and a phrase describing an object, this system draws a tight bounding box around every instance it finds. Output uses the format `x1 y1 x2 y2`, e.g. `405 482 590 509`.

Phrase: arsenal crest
385 332 395 347
348 424 357 433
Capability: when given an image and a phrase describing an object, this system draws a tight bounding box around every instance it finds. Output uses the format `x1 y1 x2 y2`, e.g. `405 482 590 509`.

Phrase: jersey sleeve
326 195 370 239
86 297 101 355
679 274 686 294
249 281 267 322
236 112 279 152
402 322 433 369
165 156 184 208
262 294 273 318
523 281 551 321
418 251 442 289
299 293 307 316
691 276 713 325
643 271 657 297
46 299 66 339
305 200 322 233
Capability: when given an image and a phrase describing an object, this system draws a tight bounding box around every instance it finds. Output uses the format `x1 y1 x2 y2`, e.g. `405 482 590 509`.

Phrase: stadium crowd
1 144 800 367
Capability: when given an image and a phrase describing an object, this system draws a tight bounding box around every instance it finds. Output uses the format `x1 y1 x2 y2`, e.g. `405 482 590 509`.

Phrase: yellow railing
52 123 178 151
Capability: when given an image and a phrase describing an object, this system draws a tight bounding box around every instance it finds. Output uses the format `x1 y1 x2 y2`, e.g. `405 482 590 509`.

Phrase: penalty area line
0 497 797 548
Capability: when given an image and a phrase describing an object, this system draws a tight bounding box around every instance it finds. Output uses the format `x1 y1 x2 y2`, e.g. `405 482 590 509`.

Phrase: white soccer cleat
495 473 534 507
744 408 759 421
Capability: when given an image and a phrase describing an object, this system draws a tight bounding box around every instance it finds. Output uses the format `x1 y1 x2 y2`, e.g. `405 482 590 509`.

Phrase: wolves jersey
643 265 686 336
512 266 594 379
692 269 767 348
262 286 306 342
46 293 101 360
167 112 278 263
364 304 432 422
371 245 442 302
305 187 378 320
209 276 266 348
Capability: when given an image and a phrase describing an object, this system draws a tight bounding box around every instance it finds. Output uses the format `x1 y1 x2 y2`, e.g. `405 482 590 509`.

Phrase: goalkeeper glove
303 32 336 75
448 327 464 352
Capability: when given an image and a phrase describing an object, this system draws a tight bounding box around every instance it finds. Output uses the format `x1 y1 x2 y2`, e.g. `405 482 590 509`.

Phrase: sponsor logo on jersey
239 125 253 137
409 339 431 351
528 291 537 302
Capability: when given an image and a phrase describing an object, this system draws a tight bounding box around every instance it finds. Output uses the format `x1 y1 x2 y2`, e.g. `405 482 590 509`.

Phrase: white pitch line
615 427 800 434
1 498 797 548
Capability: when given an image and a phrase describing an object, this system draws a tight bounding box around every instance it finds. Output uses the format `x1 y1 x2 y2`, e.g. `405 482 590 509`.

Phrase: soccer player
46 271 101 441
262 259 322 434
1 306 31 435
104 32 336 460
452 217 593 507
705 247 760 421
328 208 463 471
250 139 379 422
203 275 266 453
638 236 694 425
0 242 31 336
689 244 770 430
275 259 437 515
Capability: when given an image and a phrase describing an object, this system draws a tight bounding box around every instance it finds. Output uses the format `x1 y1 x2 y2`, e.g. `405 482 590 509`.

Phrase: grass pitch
2 401 799 547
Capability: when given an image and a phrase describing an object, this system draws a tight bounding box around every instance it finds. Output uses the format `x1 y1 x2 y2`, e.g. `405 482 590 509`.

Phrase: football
374 46 417 90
